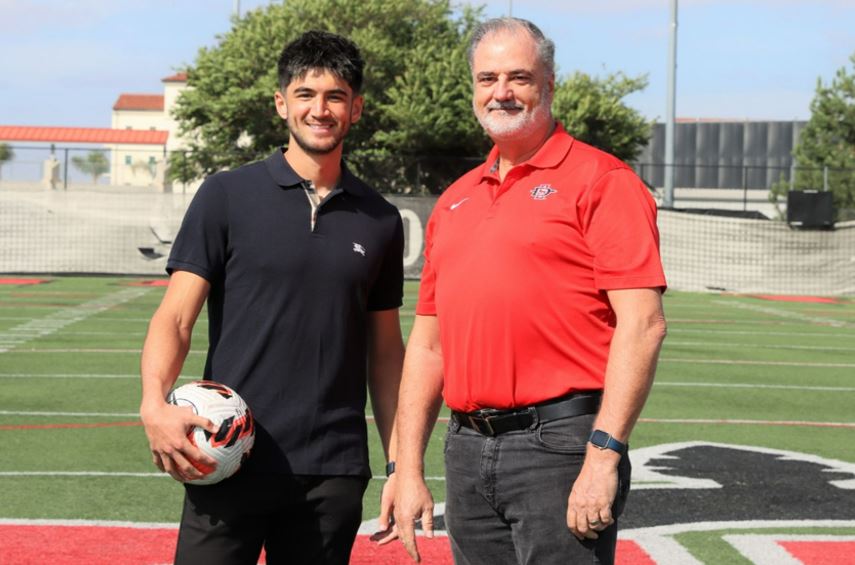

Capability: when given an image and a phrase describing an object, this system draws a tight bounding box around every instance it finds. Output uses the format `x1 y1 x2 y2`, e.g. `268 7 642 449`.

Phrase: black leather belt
451 392 602 437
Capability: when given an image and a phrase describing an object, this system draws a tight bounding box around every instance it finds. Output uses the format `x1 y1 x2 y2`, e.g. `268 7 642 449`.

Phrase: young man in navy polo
140 31 404 565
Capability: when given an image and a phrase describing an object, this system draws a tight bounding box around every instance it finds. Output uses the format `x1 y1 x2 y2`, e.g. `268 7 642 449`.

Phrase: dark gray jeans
444 412 631 565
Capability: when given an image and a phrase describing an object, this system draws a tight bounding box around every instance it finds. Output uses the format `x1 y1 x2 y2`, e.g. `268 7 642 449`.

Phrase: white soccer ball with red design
166 380 255 485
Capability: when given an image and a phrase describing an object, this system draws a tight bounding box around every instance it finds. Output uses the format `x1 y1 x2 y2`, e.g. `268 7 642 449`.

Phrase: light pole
663 0 678 208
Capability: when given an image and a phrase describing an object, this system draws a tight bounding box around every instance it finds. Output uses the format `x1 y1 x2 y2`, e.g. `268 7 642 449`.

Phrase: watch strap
588 429 627 455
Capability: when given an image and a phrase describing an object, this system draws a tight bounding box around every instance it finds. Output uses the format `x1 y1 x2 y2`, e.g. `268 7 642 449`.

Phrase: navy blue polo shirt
167 148 404 477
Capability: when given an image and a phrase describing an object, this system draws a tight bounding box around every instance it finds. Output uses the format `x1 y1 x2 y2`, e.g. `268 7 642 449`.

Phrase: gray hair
467 18 555 78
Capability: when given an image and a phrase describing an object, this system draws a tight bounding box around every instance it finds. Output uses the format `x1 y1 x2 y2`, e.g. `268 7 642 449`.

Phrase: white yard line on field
638 418 855 428
0 288 152 353
666 340 855 352
0 470 445 481
660 358 855 368
669 328 855 339
713 299 853 328
0 373 199 379
0 410 140 417
655 381 855 392
1 349 206 354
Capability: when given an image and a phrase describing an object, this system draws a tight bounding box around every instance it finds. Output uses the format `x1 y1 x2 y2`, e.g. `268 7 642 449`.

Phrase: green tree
169 0 480 190
169 0 651 192
0 143 13 182
552 71 651 163
71 151 109 184
771 53 855 220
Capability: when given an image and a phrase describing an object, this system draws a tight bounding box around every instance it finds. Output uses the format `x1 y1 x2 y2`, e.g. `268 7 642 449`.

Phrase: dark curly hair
277 30 364 93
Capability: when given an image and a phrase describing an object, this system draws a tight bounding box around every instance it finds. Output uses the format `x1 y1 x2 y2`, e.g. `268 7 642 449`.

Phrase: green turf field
1 276 853 525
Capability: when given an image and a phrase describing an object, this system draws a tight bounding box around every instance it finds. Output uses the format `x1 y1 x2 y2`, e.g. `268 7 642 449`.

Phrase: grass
1 276 854 529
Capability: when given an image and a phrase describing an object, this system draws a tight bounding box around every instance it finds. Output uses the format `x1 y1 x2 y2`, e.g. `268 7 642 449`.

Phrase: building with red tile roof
112 94 165 112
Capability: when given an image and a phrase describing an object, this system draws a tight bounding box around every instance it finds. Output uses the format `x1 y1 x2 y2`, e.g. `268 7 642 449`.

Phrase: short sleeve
415 210 439 316
367 212 405 311
579 168 667 291
166 176 229 282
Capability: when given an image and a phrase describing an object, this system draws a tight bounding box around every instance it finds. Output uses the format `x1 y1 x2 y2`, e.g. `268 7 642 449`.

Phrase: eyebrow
476 69 533 79
292 86 349 97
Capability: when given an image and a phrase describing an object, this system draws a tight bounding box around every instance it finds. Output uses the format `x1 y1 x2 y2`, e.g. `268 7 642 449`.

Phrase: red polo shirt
417 123 666 412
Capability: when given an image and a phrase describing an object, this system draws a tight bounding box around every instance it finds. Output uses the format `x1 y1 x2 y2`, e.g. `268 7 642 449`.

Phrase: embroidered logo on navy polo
530 184 557 200
352 242 366 256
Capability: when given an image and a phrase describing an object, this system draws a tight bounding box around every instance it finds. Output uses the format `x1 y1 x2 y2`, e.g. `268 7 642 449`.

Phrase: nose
311 96 330 117
492 76 514 102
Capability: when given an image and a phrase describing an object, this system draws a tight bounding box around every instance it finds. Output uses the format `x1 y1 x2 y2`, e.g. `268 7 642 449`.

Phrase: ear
350 94 364 124
274 90 288 120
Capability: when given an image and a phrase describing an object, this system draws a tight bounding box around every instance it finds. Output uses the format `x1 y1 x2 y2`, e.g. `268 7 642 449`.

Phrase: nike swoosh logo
450 197 470 210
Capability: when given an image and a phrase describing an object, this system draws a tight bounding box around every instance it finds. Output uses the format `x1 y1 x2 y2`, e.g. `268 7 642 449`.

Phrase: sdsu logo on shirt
530 184 557 200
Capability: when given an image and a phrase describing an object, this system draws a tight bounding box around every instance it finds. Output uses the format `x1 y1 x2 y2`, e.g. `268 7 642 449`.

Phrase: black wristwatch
385 461 396 477
588 429 627 455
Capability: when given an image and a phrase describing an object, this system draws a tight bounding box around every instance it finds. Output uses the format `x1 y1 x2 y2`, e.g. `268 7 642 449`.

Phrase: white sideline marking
0 518 178 529
723 534 855 565
621 521 855 565
359 503 447 536
0 287 151 353
714 299 853 328
661 357 855 368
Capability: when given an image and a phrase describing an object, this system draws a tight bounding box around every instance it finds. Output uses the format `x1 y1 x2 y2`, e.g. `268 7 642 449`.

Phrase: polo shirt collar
264 147 369 197
479 121 575 181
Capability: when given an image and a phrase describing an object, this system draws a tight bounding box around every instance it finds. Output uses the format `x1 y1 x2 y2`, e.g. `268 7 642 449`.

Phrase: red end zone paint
780 541 855 565
0 524 652 565
0 278 50 285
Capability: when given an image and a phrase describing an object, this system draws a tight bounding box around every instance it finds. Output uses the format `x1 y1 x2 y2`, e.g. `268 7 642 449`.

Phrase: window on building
125 156 132 165
148 156 156 165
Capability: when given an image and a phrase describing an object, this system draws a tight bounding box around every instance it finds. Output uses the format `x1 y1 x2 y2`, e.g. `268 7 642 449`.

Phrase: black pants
174 472 369 565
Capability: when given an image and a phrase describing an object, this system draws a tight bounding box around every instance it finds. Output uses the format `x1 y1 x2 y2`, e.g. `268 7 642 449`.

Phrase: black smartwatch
588 429 627 455
385 461 396 477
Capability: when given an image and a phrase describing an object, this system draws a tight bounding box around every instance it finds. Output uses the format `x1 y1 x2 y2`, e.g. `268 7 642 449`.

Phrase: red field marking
745 294 843 304
125 279 169 287
0 278 50 285
0 523 665 565
351 536 452 564
780 541 855 565
0 524 177 565
616 540 657 565
0 421 142 431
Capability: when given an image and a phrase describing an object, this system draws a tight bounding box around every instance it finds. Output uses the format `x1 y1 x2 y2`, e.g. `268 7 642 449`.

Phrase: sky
0 0 852 129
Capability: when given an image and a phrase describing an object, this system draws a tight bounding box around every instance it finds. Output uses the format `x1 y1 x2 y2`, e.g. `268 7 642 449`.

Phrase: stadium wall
1 187 852 296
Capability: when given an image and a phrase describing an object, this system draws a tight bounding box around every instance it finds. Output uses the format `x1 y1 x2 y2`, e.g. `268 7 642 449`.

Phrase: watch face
590 429 609 448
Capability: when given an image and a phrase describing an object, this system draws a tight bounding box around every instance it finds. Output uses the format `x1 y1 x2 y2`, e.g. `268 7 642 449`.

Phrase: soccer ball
166 380 255 485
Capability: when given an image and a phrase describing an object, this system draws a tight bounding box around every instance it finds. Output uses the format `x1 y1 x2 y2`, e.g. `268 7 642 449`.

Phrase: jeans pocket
534 413 596 454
